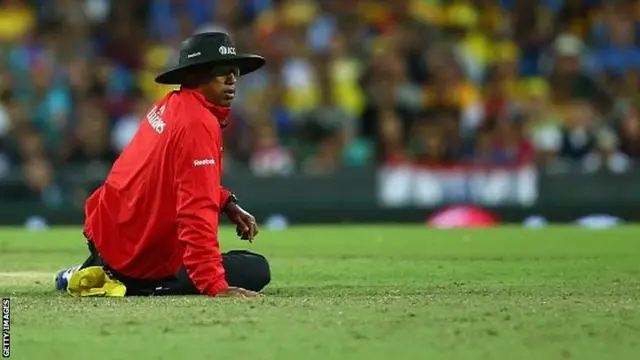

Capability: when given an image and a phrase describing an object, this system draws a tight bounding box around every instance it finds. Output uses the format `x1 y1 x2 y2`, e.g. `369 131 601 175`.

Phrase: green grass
1 226 639 360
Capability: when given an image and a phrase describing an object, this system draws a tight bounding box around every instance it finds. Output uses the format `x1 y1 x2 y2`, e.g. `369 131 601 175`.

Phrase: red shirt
84 89 232 296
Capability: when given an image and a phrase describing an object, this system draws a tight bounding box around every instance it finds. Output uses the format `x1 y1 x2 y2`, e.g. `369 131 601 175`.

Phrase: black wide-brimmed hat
155 32 265 85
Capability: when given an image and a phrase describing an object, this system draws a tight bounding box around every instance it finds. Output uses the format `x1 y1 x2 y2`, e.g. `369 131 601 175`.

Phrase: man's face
201 66 239 107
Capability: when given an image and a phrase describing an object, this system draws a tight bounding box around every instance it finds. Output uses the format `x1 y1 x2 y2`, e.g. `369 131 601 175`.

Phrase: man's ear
183 68 213 88
181 73 195 88
182 72 201 88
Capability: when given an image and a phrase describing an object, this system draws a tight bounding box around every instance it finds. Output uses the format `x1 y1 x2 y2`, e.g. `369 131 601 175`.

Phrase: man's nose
225 72 237 84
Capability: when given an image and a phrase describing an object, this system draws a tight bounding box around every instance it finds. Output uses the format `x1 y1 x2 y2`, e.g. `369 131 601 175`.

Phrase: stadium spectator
377 109 406 164
617 104 640 159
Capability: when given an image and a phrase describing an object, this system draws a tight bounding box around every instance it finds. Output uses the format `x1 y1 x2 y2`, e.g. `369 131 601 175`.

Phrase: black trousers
80 241 271 296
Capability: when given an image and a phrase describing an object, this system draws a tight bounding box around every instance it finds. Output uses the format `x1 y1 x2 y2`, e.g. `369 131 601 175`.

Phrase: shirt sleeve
174 119 228 297
220 187 232 210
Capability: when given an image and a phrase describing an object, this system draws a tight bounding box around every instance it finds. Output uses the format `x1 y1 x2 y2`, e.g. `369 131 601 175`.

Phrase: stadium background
0 0 638 226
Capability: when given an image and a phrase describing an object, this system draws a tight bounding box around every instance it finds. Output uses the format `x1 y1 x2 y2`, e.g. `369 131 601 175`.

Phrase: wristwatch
223 193 239 212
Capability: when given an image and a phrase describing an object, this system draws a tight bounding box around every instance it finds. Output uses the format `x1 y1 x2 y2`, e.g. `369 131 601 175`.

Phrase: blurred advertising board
377 164 537 207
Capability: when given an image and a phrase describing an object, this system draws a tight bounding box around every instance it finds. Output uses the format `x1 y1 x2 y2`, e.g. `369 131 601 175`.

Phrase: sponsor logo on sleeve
193 159 216 167
146 105 166 134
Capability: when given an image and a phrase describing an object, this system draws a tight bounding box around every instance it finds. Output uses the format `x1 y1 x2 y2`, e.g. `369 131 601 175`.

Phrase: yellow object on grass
66 266 127 297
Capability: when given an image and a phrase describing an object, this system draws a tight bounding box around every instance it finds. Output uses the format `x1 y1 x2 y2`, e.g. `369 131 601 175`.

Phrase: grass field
0 226 639 360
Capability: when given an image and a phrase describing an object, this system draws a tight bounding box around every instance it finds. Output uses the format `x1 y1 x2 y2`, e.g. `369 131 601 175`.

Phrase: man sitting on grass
55 32 270 298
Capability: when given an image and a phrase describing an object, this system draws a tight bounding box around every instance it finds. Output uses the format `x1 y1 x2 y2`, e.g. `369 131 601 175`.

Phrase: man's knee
242 251 270 291
223 250 271 292
251 253 271 290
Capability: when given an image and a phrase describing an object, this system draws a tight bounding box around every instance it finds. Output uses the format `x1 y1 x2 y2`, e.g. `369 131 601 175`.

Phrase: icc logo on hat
218 46 236 55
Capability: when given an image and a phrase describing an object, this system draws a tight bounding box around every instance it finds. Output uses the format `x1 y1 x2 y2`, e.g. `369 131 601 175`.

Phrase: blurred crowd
1 0 640 201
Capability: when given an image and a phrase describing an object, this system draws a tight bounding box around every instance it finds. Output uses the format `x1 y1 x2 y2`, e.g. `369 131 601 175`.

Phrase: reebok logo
193 159 216 167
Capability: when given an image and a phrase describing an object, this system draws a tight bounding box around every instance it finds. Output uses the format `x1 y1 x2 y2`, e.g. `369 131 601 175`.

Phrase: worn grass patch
0 271 52 287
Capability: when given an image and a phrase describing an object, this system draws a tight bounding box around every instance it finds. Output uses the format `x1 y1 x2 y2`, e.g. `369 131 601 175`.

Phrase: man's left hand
225 203 259 242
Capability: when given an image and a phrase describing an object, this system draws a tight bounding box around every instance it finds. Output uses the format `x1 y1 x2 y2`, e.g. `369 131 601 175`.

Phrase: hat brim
154 54 265 85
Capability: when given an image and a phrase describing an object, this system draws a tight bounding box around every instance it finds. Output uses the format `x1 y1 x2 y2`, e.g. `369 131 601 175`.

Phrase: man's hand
225 202 259 242
216 286 262 298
